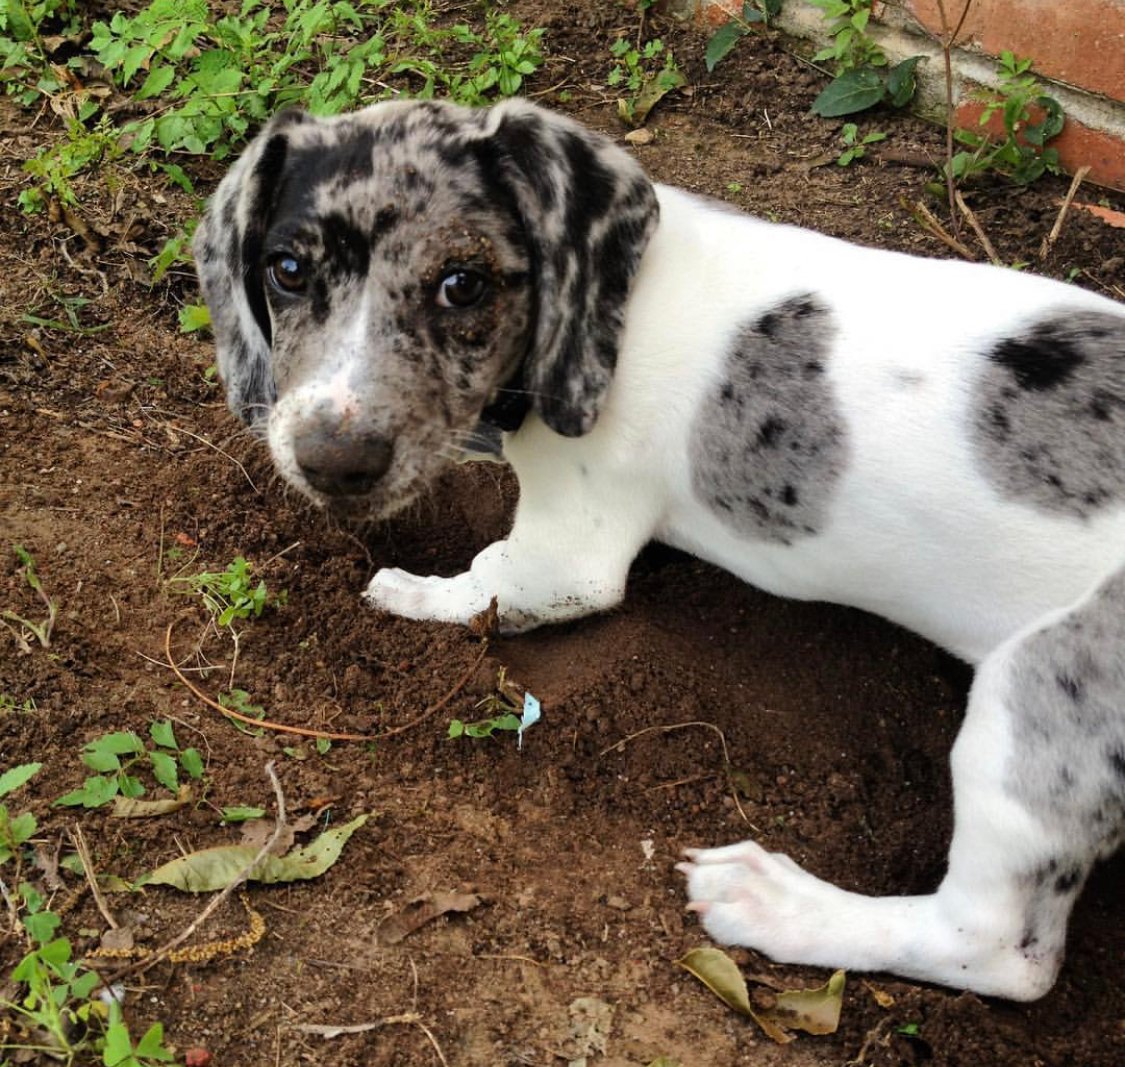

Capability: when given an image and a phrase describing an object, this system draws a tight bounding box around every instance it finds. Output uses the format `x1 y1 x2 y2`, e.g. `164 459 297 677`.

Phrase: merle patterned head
192 98 659 517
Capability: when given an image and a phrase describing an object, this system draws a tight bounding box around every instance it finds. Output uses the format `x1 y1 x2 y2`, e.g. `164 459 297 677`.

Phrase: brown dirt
2 3 1123 1065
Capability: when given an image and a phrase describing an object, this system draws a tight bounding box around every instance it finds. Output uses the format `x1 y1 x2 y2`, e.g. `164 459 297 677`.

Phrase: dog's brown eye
267 253 307 295
436 269 488 309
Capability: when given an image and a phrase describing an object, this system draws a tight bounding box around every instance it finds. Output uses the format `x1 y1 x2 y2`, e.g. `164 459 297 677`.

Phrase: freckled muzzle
290 404 393 497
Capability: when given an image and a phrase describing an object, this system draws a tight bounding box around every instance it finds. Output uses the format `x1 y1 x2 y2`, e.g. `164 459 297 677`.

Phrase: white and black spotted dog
194 98 1125 1001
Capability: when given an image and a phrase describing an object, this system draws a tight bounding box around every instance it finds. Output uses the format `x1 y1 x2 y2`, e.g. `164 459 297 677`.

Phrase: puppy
194 98 1125 1001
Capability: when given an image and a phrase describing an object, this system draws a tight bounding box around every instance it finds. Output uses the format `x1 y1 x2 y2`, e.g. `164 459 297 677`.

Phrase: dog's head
193 98 659 517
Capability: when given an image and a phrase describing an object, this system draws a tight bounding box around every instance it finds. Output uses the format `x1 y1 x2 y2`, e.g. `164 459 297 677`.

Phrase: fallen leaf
376 890 483 945
771 969 846 1035
111 786 192 818
568 996 614 1062
144 814 368 891
678 947 791 1043
100 927 135 953
679 947 846 1043
863 980 896 1008
624 127 655 146
239 812 316 855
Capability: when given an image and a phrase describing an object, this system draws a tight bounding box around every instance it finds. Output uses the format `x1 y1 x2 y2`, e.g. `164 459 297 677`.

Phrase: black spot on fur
320 212 370 279
991 327 1085 390
692 294 846 543
1056 673 1084 702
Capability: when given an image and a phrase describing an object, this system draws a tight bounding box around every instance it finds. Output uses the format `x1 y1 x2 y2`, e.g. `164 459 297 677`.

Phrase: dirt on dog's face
250 108 532 518
194 98 659 518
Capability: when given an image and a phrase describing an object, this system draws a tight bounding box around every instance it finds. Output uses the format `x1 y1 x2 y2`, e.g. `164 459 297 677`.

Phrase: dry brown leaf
375 890 483 945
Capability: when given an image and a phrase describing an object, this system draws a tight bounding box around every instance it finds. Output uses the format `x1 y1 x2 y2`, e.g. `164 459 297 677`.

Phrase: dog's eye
267 253 308 295
435 269 488 309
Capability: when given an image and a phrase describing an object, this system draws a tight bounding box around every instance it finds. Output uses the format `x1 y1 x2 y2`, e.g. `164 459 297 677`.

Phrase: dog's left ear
482 101 659 437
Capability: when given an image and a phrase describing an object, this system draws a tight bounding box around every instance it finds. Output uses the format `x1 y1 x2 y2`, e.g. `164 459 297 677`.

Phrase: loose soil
2 3 1123 1065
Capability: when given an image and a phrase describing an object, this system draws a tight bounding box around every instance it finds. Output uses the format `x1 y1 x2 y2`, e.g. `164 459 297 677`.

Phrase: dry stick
104 761 287 982
933 0 975 239
600 721 757 829
296 1015 450 1066
1039 164 1092 260
954 189 1002 265
911 199 977 261
70 824 119 931
165 621 489 742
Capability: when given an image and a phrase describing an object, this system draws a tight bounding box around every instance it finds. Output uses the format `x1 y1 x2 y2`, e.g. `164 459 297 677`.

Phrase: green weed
608 35 685 126
704 0 782 73
2 544 58 651
836 122 886 165
3 0 546 213
171 555 286 630
948 51 1063 185
809 0 921 118
54 722 204 808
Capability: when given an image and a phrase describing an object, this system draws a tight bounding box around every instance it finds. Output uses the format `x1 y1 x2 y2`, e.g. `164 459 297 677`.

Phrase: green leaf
7 810 37 847
88 731 146 759
150 721 177 750
119 775 146 799
24 909 61 945
220 806 266 823
178 303 212 333
887 55 922 108
705 22 744 74
180 748 204 779
103 1005 134 1066
145 813 369 891
149 751 179 792
55 774 120 808
136 63 176 100
811 67 886 117
135 1022 174 1061
0 762 41 799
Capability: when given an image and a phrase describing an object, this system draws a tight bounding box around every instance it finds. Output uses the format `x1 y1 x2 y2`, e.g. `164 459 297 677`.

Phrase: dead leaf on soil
678 947 845 1043
567 996 614 1065
111 785 192 818
863 980 896 1008
99 926 135 953
375 890 483 946
143 813 368 892
238 812 316 855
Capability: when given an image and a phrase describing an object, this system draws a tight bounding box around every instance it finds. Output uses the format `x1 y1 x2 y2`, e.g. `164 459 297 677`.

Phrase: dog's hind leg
681 564 1125 999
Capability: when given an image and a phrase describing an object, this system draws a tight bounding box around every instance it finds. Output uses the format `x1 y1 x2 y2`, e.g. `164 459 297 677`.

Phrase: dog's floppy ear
482 100 659 437
192 109 312 424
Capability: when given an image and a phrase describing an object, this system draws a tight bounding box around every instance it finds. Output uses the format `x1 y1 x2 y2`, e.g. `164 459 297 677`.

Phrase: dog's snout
292 415 393 497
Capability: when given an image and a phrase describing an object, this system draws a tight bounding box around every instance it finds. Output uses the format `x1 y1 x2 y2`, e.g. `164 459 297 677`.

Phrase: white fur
364 184 1125 1000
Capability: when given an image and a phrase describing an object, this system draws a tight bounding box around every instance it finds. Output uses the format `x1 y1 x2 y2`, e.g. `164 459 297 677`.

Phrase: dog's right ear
192 109 311 425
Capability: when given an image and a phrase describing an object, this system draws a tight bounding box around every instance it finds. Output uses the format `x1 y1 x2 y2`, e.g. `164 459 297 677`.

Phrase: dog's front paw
678 840 854 962
364 567 488 624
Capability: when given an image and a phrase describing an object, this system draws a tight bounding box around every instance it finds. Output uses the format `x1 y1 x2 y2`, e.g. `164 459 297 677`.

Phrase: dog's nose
293 421 393 497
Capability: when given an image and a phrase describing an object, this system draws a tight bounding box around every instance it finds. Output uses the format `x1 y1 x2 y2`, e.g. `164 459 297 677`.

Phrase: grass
2 0 546 214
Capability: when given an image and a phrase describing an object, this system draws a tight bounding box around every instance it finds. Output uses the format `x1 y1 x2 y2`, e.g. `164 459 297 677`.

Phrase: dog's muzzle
290 406 393 497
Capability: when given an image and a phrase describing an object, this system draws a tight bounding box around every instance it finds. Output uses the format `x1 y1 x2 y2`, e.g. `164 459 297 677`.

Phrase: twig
105 762 287 980
954 190 1002 265
70 825 118 930
932 1 974 238
910 200 977 261
165 622 374 741
296 1013 451 1066
370 640 490 740
157 422 258 493
600 721 756 828
165 620 489 742
1039 165 1092 260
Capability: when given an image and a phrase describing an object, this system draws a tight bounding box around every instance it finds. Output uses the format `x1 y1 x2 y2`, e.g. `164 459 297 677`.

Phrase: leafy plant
808 1 922 118
0 763 41 870
171 555 286 629
3 0 546 213
705 0 782 73
449 666 537 741
217 688 267 735
2 544 58 650
836 122 885 165
608 35 685 126
54 722 204 808
948 51 1064 185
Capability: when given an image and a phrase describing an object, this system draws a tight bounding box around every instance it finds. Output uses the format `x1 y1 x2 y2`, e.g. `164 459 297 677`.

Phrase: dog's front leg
365 435 661 632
